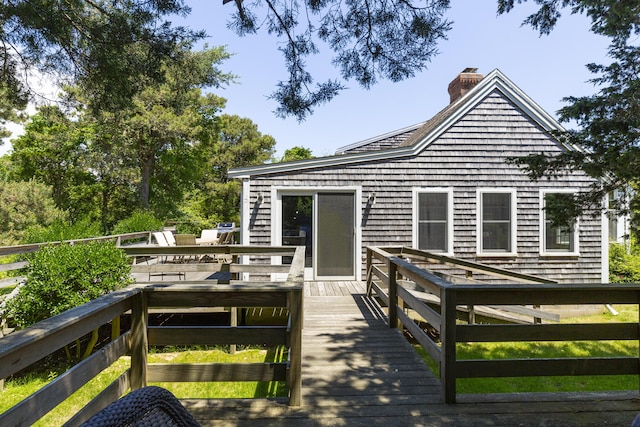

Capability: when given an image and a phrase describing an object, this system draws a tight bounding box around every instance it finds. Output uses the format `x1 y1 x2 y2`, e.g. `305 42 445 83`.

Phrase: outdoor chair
175 234 196 245
163 230 177 246
175 234 198 263
152 231 169 247
149 231 185 280
219 231 235 244
196 229 219 245
81 386 200 427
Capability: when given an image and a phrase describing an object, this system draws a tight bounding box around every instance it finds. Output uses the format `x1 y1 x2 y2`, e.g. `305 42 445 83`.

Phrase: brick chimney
447 68 483 103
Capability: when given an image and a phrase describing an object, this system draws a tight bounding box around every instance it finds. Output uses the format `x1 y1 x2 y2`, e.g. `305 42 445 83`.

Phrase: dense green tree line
0 44 275 244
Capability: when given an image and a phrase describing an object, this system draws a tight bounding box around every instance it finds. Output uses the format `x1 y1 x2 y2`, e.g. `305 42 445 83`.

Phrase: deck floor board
182 281 640 426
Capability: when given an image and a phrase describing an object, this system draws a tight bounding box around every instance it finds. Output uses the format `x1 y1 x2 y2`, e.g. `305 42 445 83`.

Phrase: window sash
542 192 576 253
417 192 449 252
481 192 512 252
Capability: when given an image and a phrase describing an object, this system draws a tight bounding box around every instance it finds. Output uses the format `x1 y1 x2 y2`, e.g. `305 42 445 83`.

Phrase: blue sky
2 0 611 158
188 0 610 158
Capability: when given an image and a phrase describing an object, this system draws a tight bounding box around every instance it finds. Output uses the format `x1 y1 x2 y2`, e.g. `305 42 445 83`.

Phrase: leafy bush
21 218 101 244
111 210 164 235
609 243 640 283
6 241 133 328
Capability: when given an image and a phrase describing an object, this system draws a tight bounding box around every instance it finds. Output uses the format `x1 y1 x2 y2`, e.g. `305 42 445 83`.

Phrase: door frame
271 186 362 280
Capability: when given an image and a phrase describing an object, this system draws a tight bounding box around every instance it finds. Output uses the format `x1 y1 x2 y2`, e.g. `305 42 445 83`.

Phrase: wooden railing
0 245 304 426
366 246 640 404
0 232 152 278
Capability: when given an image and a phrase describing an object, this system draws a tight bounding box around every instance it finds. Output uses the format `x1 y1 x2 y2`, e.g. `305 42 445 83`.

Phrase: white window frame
412 187 454 255
539 189 580 256
476 188 517 257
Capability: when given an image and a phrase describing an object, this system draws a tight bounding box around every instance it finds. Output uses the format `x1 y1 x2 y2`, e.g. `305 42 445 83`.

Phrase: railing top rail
123 245 299 257
0 287 141 380
0 232 151 257
141 281 303 292
368 246 556 285
452 282 640 306
285 246 305 288
400 247 557 284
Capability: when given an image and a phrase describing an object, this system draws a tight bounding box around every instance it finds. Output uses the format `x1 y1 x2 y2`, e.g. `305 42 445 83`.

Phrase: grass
414 304 640 394
0 347 287 426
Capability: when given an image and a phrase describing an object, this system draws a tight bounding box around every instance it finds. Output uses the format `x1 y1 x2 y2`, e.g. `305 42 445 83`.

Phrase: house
228 68 609 283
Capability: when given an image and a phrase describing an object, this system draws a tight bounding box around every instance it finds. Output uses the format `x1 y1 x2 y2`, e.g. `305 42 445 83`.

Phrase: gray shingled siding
244 90 603 284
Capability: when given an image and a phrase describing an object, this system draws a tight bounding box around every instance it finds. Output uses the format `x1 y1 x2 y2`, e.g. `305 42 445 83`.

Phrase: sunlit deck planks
181 281 640 426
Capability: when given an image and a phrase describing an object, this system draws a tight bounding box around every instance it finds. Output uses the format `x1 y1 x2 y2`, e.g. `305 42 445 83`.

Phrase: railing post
466 271 475 324
230 307 237 355
287 288 303 406
388 260 398 329
366 248 373 296
130 290 148 390
440 285 457 403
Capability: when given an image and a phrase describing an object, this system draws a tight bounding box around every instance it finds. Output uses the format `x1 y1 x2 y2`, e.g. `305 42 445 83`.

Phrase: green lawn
415 304 640 394
1 347 288 426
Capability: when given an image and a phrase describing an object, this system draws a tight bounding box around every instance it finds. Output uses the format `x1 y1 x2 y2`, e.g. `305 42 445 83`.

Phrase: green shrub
111 210 164 235
6 241 133 328
609 243 640 283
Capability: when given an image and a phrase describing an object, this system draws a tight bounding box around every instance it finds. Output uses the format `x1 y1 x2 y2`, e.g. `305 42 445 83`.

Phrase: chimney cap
461 67 478 73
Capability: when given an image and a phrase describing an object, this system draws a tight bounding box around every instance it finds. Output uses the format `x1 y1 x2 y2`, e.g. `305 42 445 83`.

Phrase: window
413 188 453 254
477 189 517 255
540 190 579 255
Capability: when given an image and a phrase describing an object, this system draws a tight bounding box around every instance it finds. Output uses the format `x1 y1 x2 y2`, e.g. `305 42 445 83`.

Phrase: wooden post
366 248 372 296
465 270 475 324
130 291 148 390
287 289 303 406
111 316 121 342
440 285 457 404
533 305 542 324
388 260 398 329
230 307 237 355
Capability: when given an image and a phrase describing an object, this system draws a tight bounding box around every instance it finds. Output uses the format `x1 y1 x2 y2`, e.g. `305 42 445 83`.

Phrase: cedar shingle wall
244 90 603 284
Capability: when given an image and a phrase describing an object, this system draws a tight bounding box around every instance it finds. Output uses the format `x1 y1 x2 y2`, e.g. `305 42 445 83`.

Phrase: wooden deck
180 281 640 426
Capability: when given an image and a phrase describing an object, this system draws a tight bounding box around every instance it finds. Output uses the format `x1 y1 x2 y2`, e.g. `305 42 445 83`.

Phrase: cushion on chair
81 386 200 427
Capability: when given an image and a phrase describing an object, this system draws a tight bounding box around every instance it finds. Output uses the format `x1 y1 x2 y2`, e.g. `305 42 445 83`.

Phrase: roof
335 122 426 154
228 69 568 179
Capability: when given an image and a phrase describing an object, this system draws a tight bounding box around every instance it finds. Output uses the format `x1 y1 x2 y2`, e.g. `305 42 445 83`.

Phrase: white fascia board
228 145 416 178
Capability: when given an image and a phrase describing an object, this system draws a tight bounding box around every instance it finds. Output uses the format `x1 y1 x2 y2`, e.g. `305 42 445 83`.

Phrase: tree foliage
609 242 640 283
7 45 266 230
227 0 451 120
280 146 314 162
499 0 640 226
0 0 203 120
188 114 276 226
0 179 66 245
10 106 101 221
98 45 233 215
